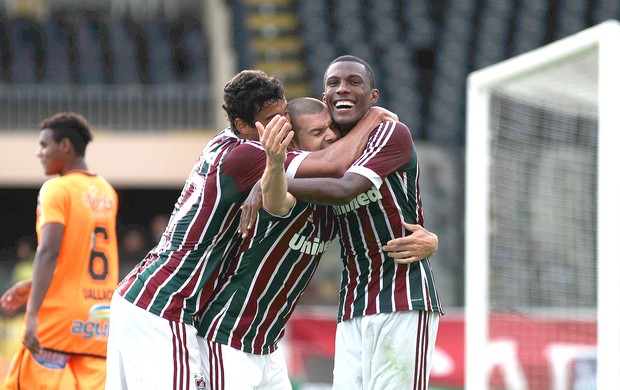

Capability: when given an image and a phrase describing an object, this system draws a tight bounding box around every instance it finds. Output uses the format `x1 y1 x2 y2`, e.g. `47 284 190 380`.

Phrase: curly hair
39 112 92 157
222 70 285 135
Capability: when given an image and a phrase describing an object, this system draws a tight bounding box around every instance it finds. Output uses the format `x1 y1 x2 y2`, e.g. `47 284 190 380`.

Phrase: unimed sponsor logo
332 186 382 215
289 234 333 255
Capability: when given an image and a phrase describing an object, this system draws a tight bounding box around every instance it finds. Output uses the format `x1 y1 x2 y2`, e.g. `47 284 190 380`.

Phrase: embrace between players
2 55 443 390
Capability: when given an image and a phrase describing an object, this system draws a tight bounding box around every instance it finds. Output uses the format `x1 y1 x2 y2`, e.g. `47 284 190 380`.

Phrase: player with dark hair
104 70 389 389
1 112 119 390
282 55 444 389
196 97 438 389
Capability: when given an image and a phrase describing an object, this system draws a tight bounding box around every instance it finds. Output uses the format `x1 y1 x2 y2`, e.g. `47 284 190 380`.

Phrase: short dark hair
324 55 376 89
39 112 92 157
222 70 285 135
285 97 327 135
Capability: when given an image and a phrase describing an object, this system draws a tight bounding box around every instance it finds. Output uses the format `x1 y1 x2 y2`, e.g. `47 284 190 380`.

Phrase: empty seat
593 0 620 23
180 19 209 84
143 19 176 84
554 0 589 39
472 1 515 69
9 17 44 83
511 0 549 56
42 17 72 84
402 0 436 48
108 17 141 84
0 15 11 83
73 16 106 84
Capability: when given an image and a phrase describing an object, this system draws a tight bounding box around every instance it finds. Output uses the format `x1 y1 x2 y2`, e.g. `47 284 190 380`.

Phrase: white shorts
332 310 440 390
105 292 206 390
197 339 291 390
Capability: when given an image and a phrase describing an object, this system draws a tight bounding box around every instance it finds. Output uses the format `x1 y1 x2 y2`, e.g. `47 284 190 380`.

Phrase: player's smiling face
323 61 378 134
36 129 65 176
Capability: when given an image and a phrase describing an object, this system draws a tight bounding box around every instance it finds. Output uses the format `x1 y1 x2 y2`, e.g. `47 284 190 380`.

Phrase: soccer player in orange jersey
0 112 119 390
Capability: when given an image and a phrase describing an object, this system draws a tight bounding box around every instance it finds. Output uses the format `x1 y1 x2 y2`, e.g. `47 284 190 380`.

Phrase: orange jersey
34 171 119 357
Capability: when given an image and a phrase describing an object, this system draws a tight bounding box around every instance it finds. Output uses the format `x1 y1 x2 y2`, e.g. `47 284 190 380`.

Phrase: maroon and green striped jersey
116 128 302 325
334 120 444 322
195 201 337 354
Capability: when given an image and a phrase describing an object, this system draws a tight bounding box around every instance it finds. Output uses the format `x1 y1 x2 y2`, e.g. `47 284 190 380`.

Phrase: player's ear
370 89 379 105
288 138 300 151
59 138 73 155
234 118 251 135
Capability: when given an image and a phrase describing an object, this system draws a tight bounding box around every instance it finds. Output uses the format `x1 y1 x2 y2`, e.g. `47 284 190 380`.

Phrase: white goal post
466 20 620 390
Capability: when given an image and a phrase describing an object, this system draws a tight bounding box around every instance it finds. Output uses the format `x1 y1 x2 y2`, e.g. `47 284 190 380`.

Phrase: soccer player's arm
1 279 33 310
258 116 296 216
287 172 372 205
25 222 64 354
287 121 413 205
295 106 398 178
382 221 439 264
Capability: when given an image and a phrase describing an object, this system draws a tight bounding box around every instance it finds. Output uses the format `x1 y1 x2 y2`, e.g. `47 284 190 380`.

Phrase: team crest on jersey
70 304 110 340
194 373 207 390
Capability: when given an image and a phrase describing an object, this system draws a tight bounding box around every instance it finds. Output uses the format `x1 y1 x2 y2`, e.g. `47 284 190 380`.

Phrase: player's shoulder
381 120 410 133
38 177 69 203
40 176 64 192
230 139 264 157
375 120 413 141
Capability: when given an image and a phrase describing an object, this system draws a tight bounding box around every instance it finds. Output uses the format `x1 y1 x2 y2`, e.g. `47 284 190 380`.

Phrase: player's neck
60 159 89 176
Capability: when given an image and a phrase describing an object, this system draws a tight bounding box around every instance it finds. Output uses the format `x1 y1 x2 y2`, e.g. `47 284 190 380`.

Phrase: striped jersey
116 128 301 325
35 171 119 357
334 120 443 322
195 197 337 354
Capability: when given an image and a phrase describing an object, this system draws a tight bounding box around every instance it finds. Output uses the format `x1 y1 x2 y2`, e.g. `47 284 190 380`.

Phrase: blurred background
0 0 616 388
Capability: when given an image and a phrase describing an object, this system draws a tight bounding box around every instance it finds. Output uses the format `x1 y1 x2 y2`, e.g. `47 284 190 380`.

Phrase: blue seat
554 0 589 39
143 19 176 84
593 0 620 23
9 18 43 83
0 16 10 83
108 18 141 84
42 17 72 84
75 16 106 84
180 20 209 84
472 1 515 69
511 0 549 56
402 0 436 48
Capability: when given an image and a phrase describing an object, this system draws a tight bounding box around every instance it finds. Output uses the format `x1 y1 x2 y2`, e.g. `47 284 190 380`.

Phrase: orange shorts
4 346 106 390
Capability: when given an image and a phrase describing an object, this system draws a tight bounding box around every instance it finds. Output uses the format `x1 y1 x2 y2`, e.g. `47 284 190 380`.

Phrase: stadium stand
0 0 619 138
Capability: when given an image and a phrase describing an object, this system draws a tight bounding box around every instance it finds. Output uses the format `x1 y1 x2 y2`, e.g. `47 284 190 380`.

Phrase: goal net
465 20 620 390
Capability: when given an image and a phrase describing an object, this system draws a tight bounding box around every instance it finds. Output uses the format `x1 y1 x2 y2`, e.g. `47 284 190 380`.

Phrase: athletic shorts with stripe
105 293 207 390
332 310 440 390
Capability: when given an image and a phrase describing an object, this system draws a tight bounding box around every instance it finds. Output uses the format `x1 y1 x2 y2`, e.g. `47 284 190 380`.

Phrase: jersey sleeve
220 142 302 194
285 150 309 178
346 121 414 189
37 179 68 226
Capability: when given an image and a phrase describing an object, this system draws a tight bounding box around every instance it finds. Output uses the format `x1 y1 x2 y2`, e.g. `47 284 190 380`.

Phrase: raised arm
295 106 397 178
257 115 296 216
